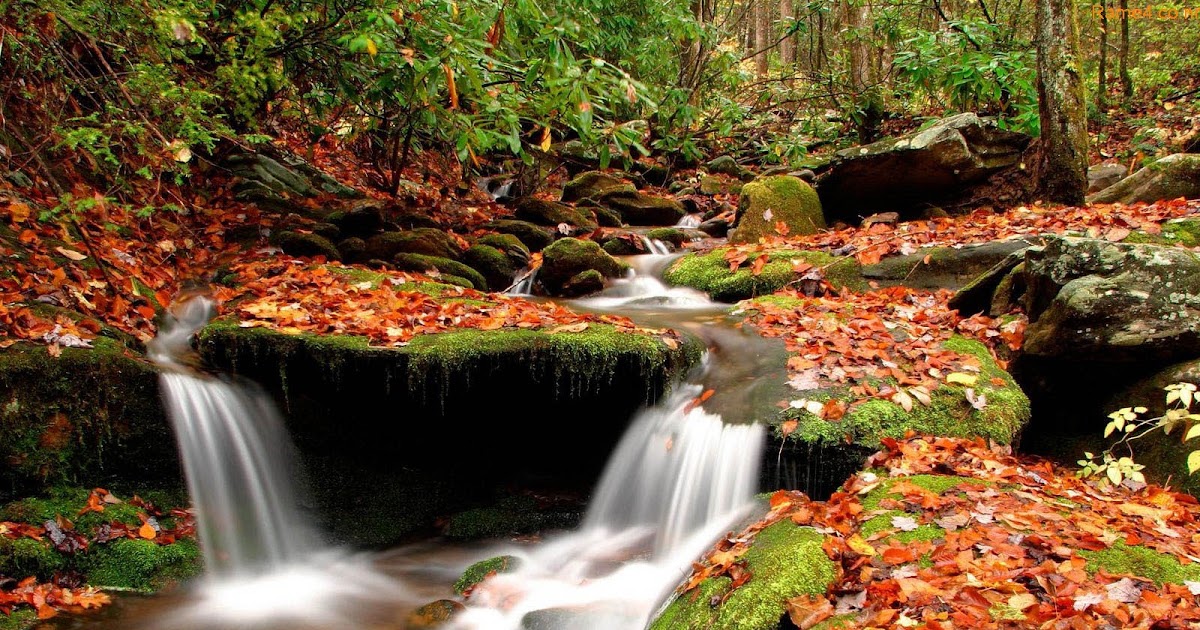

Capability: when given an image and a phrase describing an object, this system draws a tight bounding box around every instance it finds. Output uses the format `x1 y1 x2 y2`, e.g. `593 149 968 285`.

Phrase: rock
463 244 518 291
860 212 899 229
311 222 340 241
862 239 1033 291
1016 236 1200 363
705 155 745 177
791 169 816 183
698 217 730 237
453 556 520 595
948 246 1033 315
729 176 825 244
1087 163 1128 193
579 200 624 227
664 248 864 302
365 228 464 261
513 198 597 233
539 238 627 296
327 200 384 238
636 163 671 187
336 237 368 264
1086 153 1200 204
5 170 33 188
276 154 364 199
475 233 531 267
275 231 341 260
561 269 606 297
485 220 554 252
593 189 686 226
646 227 689 249
698 176 727 195
817 113 1032 221
601 231 652 256
392 253 487 290
560 171 636 203
405 600 464 629
226 153 315 202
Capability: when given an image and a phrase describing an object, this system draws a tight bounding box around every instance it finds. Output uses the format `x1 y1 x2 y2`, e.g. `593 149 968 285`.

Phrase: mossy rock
1124 217 1200 247
771 336 1029 449
864 239 1032 291
274 230 341 260
0 341 178 496
0 609 36 630
80 538 201 591
365 228 464 261
1087 153 1200 204
392 253 487 291
485 220 554 252
336 237 368 264
648 521 837 630
594 189 686 226
663 249 865 302
475 233 531 267
406 599 465 628
453 555 520 595
327 201 385 237
578 200 624 227
561 171 636 203
513 198 597 232
539 238 628 296
462 245 518 291
730 176 824 244
646 227 689 248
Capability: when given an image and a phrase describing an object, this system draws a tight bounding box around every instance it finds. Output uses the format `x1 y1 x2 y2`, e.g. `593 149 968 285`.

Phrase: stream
47 241 790 630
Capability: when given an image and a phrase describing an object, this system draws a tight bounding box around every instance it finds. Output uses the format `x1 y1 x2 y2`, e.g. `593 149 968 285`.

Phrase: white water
573 252 712 311
676 213 702 228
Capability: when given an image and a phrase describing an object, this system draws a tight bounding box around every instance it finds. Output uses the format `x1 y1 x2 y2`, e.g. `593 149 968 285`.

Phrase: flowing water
59 247 783 630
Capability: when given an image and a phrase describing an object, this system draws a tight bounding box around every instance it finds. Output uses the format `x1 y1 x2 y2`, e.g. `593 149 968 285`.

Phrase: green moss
811 614 858 629
0 609 36 630
463 244 517 291
779 336 1029 448
80 538 201 591
730 176 825 244
649 522 836 630
646 228 689 247
477 233 530 257
1080 540 1200 586
392 253 487 291
856 475 996 549
327 265 389 288
454 555 520 594
664 249 865 303
0 537 68 580
540 238 628 293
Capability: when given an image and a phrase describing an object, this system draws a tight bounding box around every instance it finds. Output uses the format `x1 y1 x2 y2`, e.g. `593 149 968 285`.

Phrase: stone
698 217 730 238
948 246 1033 315
539 238 627 296
275 230 341 260
364 228 464 261
817 113 1032 221
560 171 635 203
729 176 824 244
484 220 554 252
337 237 368 264
560 269 606 297
328 200 384 237
1087 163 1128 193
601 232 651 256
513 198 597 233
311 222 340 241
646 227 689 249
1086 153 1200 205
862 239 1033 291
698 176 726 195
633 162 671 187
475 233 531 267
226 153 315 202
463 244 518 291
392 253 487 290
405 600 464 628
593 190 686 226
705 155 745 177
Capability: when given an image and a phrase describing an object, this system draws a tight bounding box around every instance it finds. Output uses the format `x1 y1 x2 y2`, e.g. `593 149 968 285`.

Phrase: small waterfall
506 265 538 295
676 213 702 228
151 296 313 578
573 252 711 311
641 236 670 256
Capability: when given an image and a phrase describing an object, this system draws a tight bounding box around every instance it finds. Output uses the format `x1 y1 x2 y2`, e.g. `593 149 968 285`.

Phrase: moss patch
649 522 837 630
1080 540 1200 586
0 609 36 630
453 555 520 595
664 249 865 302
730 176 825 244
80 538 201 591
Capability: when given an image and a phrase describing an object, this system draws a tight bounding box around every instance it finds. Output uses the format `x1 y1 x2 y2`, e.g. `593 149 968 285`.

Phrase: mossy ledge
0 340 178 499
648 520 837 630
196 322 704 491
663 249 866 302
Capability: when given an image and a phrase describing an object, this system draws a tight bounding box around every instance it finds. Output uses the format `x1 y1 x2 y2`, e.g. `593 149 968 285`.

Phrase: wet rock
463 244 518 291
578 200 623 227
454 556 520 595
365 228 464 261
601 231 652 256
475 233 531 267
561 171 636 203
514 198 597 233
698 217 730 237
275 230 341 260
336 237 368 264
539 238 627 296
561 269 606 297
405 600 465 629
1087 153 1200 204
485 219 555 252
594 189 686 226
1087 163 1128 194
817 113 1032 221
862 239 1033 291
392 253 487 290
729 175 824 244
646 227 689 249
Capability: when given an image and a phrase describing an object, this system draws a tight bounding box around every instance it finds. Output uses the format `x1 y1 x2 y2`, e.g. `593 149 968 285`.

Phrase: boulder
226 153 316 202
729 176 824 244
705 155 747 177
275 230 341 260
485 220 554 252
513 198 597 233
463 244 518 291
560 171 635 203
600 231 654 256
816 113 1032 221
337 237 368 264
577 200 623 227
475 233 531 268
645 227 689 249
1087 163 1128 193
327 201 385 238
862 239 1033 290
539 238 627 296
392 253 487 290
593 190 686 226
664 248 865 302
405 600 464 628
365 228 464 261
1087 153 1200 204
698 217 730 237
561 269 606 297
1015 236 1200 363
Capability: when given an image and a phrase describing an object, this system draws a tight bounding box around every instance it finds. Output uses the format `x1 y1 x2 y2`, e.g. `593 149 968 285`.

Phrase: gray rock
1087 163 1128 193
561 171 635 203
705 155 744 177
863 239 1034 291
275 231 340 260
1087 153 1200 204
513 198 597 233
227 153 315 201
593 189 686 226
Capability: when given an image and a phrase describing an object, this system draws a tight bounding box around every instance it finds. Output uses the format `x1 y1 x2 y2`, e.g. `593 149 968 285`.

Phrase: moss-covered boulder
663 249 865 302
705 155 749 178
274 230 341 260
392 253 487 290
0 340 178 496
1087 153 1200 204
327 200 385 238
476 233 531 267
1123 216 1200 247
405 599 465 629
561 269 606 297
862 238 1032 291
336 236 368 264
649 520 837 630
539 238 628 296
463 244 518 291
365 228 465 261
484 219 554 252
454 555 520 595
594 190 686 226
513 198 597 233
730 176 824 244
646 227 689 249
560 171 635 203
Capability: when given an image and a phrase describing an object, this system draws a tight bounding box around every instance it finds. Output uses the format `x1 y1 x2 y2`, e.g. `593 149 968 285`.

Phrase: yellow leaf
138 522 157 540
846 534 876 556
55 246 88 261
539 126 552 152
8 201 30 223
443 64 458 110
366 38 378 57
1007 593 1037 611
946 372 977 386
550 322 589 333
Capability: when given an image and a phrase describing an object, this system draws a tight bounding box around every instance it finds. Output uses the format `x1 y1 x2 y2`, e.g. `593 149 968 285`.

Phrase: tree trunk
1097 0 1107 113
1035 0 1089 204
755 0 770 76
780 0 795 70
1118 0 1132 98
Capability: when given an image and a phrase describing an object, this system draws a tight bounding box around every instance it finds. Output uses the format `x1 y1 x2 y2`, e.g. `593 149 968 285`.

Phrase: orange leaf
138 522 157 540
784 595 833 629
443 64 459 110
751 255 767 276
780 419 798 437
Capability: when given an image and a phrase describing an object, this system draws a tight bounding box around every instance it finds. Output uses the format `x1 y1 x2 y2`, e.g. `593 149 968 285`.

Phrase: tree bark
780 0 795 70
1097 0 1107 113
1118 0 1132 98
1035 0 1089 204
755 0 770 76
